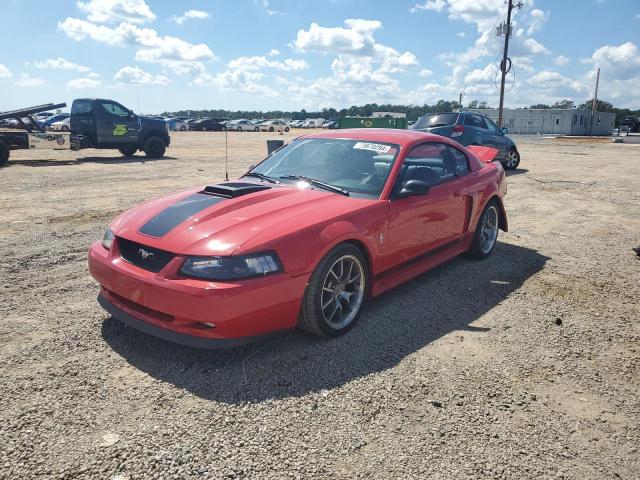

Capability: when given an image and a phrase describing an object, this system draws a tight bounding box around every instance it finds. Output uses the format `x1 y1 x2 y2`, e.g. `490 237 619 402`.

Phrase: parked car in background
321 120 337 129
411 111 520 170
288 120 304 128
165 118 187 131
227 119 259 132
38 113 70 130
258 120 289 132
190 118 226 131
50 117 70 131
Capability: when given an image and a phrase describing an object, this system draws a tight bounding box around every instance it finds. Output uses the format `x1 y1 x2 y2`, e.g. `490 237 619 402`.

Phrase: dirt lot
1 131 638 480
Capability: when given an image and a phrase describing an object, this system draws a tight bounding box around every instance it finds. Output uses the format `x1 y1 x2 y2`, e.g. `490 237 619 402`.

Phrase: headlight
180 252 283 280
102 228 114 250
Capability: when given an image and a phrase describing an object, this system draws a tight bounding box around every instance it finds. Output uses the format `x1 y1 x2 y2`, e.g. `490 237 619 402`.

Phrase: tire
468 200 500 259
201 126 207 132
237 126 242 132
143 136 166 159
180 126 186 131
285 127 290 132
61 125 69 132
503 148 520 170
0 141 9 167
255 127 259 132
269 126 274 132
118 146 137 157
298 243 368 337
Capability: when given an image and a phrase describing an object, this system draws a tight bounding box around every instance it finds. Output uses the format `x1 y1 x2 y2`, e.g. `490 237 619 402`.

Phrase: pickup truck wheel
503 149 520 170
298 243 368 337
143 137 166 159
118 146 137 157
0 141 9 167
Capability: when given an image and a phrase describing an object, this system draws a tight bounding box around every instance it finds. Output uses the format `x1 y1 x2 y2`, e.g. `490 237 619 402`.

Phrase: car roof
300 128 457 149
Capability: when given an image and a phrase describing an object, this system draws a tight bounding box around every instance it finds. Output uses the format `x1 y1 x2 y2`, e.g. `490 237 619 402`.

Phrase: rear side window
401 142 456 186
413 113 459 129
71 100 93 115
464 114 487 129
448 146 470 176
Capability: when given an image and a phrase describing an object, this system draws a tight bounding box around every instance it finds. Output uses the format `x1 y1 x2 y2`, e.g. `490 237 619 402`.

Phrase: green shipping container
338 117 407 130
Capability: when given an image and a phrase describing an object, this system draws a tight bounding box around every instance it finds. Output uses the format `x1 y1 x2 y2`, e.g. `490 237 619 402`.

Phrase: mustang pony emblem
138 248 154 259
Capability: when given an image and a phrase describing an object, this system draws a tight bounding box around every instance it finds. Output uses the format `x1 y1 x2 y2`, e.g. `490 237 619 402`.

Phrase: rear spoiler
467 145 498 163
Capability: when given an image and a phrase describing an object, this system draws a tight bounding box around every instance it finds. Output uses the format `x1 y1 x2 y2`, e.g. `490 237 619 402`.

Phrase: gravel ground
0 131 638 480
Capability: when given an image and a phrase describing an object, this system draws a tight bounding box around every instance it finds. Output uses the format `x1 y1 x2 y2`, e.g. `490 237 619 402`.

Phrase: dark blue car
412 111 520 170
38 113 70 130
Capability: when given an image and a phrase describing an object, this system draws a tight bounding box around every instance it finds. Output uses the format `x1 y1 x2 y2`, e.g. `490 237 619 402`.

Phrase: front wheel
285 127 290 132
61 125 69 132
143 136 166 159
179 126 186 131
201 126 207 132
503 149 520 170
298 244 368 337
269 126 274 132
237 126 242 132
254 127 259 132
468 201 500 259
118 146 137 157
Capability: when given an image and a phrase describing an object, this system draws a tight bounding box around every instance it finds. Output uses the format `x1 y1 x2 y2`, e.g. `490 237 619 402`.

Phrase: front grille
117 237 175 273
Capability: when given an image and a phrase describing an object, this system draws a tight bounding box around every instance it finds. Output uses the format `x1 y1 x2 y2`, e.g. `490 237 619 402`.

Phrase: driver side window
398 142 456 188
100 102 129 117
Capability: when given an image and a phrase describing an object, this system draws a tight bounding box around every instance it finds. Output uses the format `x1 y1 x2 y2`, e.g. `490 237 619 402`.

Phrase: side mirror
501 127 509 134
395 179 431 199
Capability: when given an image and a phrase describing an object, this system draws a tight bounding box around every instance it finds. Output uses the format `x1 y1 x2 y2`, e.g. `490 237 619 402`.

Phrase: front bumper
88 240 309 346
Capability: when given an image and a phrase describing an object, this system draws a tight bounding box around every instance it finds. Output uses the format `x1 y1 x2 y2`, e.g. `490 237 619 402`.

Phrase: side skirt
371 234 472 297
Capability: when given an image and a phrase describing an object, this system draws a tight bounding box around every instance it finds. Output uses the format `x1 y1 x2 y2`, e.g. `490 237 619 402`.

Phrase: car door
480 116 507 161
96 100 139 145
385 142 469 270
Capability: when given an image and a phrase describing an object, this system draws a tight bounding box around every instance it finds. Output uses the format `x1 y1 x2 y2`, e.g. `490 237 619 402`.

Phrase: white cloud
227 55 308 72
15 73 45 87
527 9 549 35
58 18 215 75
254 0 283 16
292 19 382 56
553 55 570 66
114 66 170 85
67 76 102 89
34 57 91 73
77 0 155 24
410 0 446 13
0 63 12 78
170 9 211 25
464 63 498 83
419 68 433 77
583 41 640 80
456 31 466 38
526 70 584 94
193 69 279 97
267 49 280 57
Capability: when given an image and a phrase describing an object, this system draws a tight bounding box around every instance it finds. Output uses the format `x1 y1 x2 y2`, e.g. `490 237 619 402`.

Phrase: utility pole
590 66 600 135
459 92 464 108
497 0 521 127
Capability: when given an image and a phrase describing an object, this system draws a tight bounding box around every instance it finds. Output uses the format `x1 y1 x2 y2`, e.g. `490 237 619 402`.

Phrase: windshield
250 138 400 198
414 113 459 129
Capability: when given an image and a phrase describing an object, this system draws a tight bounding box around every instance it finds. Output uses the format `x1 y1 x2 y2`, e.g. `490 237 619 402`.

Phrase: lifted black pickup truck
70 98 170 158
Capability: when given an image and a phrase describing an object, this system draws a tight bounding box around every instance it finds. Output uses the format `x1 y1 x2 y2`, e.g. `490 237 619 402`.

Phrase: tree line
164 98 639 125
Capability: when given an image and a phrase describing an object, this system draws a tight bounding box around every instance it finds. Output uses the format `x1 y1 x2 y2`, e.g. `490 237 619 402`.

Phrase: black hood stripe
139 193 225 237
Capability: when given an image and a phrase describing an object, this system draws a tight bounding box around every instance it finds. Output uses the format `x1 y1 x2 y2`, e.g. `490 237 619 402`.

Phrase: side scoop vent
202 182 272 198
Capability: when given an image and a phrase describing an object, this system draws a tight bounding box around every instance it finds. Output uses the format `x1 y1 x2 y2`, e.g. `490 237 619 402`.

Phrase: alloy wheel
480 206 499 254
320 255 365 330
505 150 518 169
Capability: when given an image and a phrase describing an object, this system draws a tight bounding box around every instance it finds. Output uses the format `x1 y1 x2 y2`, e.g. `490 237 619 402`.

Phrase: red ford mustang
88 129 507 348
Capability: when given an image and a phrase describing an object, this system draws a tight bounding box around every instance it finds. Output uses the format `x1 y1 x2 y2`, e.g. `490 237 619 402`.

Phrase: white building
471 108 615 135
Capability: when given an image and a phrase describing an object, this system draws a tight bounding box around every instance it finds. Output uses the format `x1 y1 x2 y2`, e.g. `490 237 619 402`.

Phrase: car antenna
224 126 229 181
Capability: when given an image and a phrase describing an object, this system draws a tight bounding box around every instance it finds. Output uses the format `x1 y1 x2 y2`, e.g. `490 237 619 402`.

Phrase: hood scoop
202 182 272 198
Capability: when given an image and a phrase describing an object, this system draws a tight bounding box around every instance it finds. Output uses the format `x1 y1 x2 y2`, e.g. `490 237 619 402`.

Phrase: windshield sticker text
353 142 391 153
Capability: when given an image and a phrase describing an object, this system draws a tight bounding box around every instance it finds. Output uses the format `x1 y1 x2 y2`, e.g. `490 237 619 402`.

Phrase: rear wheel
503 149 520 170
254 127 259 132
298 243 368 337
143 136 166 159
237 126 243 132
0 141 9 167
201 126 207 132
118 146 137 157
285 127 290 132
468 200 500 259
179 126 186 131
269 126 274 132
61 125 69 132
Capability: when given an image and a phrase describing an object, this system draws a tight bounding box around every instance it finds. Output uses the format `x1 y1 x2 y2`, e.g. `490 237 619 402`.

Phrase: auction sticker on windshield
353 142 391 153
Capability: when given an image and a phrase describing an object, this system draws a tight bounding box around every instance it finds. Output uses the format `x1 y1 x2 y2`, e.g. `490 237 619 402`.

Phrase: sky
0 0 639 114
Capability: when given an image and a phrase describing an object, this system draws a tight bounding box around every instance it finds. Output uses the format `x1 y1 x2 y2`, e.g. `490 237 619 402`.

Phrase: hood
110 182 370 256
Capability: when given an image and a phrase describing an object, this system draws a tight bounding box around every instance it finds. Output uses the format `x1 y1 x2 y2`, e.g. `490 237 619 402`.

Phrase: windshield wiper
279 175 350 196
242 172 280 184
